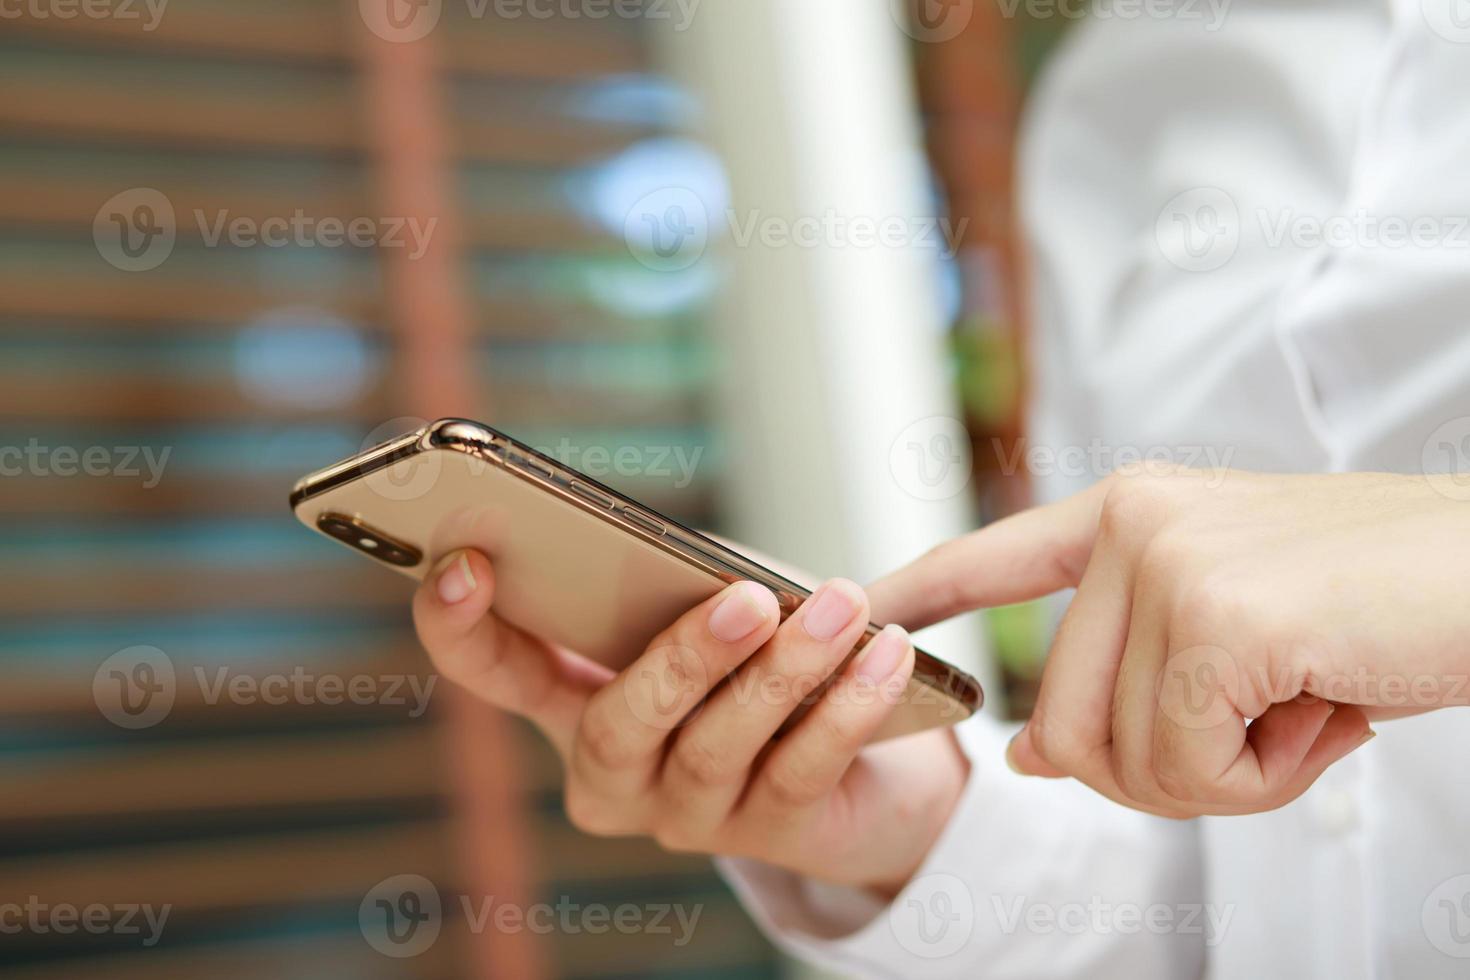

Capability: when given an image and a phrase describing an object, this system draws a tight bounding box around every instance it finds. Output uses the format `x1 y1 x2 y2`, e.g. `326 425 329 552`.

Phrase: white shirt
719 0 1470 975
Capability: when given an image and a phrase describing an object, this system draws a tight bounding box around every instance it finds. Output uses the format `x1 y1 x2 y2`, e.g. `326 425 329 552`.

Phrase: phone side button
569 481 615 510
621 507 666 536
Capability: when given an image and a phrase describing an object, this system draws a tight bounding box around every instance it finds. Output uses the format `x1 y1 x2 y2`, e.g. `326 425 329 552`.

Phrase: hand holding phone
290 419 983 893
414 545 974 897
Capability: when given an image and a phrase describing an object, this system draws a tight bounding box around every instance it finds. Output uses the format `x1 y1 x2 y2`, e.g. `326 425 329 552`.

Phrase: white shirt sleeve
718 715 1207 979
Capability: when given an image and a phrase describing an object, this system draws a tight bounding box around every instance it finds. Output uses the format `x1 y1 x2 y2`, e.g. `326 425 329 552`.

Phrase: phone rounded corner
287 480 312 515
421 418 501 457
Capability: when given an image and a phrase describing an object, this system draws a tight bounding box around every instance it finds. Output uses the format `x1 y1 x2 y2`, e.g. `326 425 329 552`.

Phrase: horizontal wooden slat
0 562 409 616
1 821 453 912
0 268 671 342
0 474 305 518
0 173 615 254
0 264 382 325
8 2 646 81
0 373 388 423
0 471 715 521
0 727 443 823
0 373 699 425
1 932 464 980
1 813 730 916
0 642 425 722
0 76 650 166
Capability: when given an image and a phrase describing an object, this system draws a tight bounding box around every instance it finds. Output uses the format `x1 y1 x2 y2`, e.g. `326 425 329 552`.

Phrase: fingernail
803 581 861 641
1358 729 1377 747
855 625 910 682
709 582 771 643
436 553 477 605
1005 732 1027 775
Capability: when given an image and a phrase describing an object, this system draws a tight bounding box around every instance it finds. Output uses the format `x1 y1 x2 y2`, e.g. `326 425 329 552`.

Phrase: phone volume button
569 481 615 509
512 452 554 480
621 508 666 536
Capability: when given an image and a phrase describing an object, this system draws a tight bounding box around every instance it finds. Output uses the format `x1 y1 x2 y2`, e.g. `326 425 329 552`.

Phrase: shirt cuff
717 715 1020 978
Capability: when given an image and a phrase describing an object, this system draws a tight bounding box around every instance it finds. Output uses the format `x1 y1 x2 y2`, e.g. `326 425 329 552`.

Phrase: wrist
864 728 971 901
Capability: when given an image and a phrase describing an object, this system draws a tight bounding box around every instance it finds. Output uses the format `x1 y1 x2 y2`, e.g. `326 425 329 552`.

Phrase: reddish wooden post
354 9 549 979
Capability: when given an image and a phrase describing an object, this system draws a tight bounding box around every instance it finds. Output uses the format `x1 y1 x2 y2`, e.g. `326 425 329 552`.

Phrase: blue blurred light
233 310 378 410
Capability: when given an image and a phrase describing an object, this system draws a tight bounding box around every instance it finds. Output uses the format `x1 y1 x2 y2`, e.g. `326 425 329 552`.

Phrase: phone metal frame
291 418 983 714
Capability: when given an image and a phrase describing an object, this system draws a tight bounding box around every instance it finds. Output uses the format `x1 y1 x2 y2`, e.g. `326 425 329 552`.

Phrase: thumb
1005 724 1068 778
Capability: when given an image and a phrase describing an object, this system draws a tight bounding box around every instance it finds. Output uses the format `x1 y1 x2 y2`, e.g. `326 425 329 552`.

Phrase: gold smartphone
290 418 982 741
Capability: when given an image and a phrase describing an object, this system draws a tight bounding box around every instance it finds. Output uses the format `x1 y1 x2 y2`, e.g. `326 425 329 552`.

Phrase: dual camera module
317 514 423 568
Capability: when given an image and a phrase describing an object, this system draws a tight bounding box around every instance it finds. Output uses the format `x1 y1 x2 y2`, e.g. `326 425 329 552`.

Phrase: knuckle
761 762 827 810
1099 473 1174 540
809 703 868 756
650 819 704 854
1028 709 1081 772
1153 764 1200 804
576 711 640 772
1111 750 1155 803
1171 571 1245 638
563 784 626 838
1136 529 1194 585
669 735 740 789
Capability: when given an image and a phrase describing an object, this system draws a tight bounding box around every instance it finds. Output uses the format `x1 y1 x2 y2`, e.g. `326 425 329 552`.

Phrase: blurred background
1 1 1066 976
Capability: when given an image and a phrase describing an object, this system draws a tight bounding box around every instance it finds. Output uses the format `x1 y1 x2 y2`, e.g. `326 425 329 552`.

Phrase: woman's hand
412 555 970 896
878 467 1470 819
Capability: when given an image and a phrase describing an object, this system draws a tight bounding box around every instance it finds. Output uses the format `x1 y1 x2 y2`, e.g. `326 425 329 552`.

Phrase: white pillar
653 0 1000 699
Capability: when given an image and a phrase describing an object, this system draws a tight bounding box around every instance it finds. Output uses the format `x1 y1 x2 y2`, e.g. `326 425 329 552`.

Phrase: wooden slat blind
1 2 766 977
